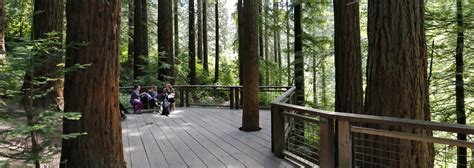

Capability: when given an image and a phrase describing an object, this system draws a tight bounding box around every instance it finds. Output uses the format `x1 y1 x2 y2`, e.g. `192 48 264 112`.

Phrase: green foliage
0 35 85 166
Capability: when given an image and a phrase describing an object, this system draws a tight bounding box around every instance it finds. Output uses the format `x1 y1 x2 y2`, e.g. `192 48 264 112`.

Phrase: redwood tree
197 0 202 62
241 0 260 132
334 0 363 113
21 1 64 167
213 0 219 84
455 0 466 166
237 0 243 85
173 0 178 84
128 0 134 68
158 0 174 83
364 0 434 167
0 0 5 65
60 0 125 167
203 0 209 72
188 0 197 84
22 0 64 107
294 2 303 106
134 0 148 79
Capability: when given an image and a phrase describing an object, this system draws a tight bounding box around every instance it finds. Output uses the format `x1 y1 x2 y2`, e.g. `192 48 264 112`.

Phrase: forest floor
0 103 60 168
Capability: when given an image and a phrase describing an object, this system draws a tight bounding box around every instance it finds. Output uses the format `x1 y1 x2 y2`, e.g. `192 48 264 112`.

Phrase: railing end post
271 105 285 158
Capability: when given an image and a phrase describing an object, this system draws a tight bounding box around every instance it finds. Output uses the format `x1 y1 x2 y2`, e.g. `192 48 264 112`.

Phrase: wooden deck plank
192 108 272 149
209 108 273 137
137 115 169 168
122 107 296 168
149 115 207 167
142 115 188 167
121 119 132 168
160 115 226 167
127 115 151 168
173 111 264 167
184 108 294 167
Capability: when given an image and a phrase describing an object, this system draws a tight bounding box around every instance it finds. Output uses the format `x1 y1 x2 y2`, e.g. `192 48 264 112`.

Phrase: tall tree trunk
237 0 243 86
158 0 174 83
294 2 303 106
128 0 134 69
364 0 434 167
21 2 64 167
312 54 318 107
203 0 208 72
286 0 290 86
241 0 260 132
60 0 125 167
264 0 269 86
273 1 278 86
0 0 5 66
22 0 64 110
320 60 328 108
213 0 219 84
197 0 202 63
455 0 466 167
173 0 178 84
334 0 363 113
258 0 264 86
188 0 197 84
133 0 148 79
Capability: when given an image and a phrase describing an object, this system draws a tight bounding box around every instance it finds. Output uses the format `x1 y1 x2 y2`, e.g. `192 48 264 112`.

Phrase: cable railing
271 86 474 167
119 85 290 110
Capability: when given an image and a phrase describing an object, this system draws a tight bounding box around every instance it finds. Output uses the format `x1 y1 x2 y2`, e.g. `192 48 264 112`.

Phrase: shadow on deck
121 107 296 168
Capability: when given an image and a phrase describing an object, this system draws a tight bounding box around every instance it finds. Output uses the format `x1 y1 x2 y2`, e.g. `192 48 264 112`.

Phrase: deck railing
271 86 474 167
119 85 290 109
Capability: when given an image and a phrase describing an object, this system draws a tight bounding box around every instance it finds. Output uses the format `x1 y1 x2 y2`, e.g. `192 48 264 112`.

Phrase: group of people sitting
129 84 176 116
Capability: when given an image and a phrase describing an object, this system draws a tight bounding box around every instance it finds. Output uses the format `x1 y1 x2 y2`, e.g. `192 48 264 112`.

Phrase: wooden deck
121 107 296 168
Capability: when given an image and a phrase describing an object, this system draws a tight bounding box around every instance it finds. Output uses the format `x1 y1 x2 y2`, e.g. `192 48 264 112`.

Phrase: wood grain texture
122 107 295 167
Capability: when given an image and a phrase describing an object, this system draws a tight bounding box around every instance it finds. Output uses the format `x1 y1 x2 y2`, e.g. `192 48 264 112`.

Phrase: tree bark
241 0 260 132
264 0 269 86
22 2 64 166
203 0 208 72
258 0 264 86
237 0 243 86
197 0 202 63
158 0 174 83
286 0 290 86
22 0 64 110
128 0 134 69
334 0 363 113
61 0 125 167
133 0 148 79
273 1 279 86
213 0 219 84
173 0 178 84
0 0 5 66
364 0 434 167
312 54 318 107
294 2 303 106
455 0 466 167
188 0 197 85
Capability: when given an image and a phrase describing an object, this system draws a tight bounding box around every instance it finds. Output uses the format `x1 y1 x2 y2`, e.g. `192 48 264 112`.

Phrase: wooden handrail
119 85 292 90
270 85 474 167
272 101 474 135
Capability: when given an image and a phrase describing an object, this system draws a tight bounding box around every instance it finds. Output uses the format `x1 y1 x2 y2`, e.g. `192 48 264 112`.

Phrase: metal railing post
179 87 184 107
271 105 285 158
235 88 240 109
338 120 352 168
185 87 190 107
229 87 235 109
320 117 335 168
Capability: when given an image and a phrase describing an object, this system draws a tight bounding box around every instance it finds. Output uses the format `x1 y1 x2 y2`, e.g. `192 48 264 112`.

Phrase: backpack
161 96 170 115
